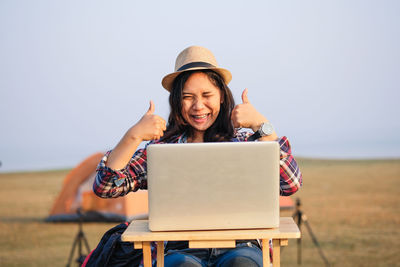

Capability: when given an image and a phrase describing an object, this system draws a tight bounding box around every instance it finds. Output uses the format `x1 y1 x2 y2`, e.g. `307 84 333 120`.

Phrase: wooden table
121 217 300 267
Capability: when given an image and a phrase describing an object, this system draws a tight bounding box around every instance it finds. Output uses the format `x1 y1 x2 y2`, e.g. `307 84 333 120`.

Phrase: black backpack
82 223 202 267
82 222 144 267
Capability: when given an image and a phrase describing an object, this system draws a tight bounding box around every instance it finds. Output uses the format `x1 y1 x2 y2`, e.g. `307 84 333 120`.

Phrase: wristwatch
248 122 274 141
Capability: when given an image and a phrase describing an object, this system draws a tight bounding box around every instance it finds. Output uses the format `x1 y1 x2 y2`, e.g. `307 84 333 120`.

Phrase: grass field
1 158 399 266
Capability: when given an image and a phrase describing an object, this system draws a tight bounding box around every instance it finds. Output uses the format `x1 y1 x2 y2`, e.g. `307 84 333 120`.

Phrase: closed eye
203 93 214 97
182 94 193 100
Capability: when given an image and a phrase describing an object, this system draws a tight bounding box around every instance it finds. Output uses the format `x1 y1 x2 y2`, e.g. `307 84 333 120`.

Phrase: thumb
241 88 250 104
146 100 155 114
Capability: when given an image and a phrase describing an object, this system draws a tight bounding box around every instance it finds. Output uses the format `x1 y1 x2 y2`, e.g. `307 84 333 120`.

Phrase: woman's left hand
231 88 269 132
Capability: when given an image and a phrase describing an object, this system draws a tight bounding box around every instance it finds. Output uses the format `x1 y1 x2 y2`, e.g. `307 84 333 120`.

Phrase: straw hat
161 46 232 92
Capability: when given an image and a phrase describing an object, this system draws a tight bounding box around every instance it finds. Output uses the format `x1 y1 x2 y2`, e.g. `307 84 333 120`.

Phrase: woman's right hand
106 100 166 170
127 100 167 142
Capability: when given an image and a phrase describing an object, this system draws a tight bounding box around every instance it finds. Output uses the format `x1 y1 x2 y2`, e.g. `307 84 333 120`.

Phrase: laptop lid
147 141 280 231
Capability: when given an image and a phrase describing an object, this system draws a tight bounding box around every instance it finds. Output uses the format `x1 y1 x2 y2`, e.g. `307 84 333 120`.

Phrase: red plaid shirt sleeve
277 136 302 196
93 141 157 198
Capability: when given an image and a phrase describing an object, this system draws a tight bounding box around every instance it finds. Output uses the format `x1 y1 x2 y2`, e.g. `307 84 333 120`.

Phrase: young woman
94 46 302 267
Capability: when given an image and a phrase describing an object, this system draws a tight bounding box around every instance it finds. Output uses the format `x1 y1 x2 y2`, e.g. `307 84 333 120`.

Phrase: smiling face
181 72 222 141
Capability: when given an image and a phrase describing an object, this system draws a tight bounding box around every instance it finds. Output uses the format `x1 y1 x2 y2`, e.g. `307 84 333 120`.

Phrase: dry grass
0 170 115 267
1 159 400 266
281 158 400 267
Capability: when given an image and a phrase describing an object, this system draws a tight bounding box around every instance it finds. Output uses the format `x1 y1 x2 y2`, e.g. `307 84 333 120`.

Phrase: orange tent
46 153 148 222
279 195 295 210
47 153 294 222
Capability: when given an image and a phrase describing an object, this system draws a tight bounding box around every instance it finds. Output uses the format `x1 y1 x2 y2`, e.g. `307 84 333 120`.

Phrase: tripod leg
75 231 91 265
66 234 80 267
303 216 330 267
293 210 302 265
82 232 91 254
68 209 92 266
293 198 303 265
78 232 82 259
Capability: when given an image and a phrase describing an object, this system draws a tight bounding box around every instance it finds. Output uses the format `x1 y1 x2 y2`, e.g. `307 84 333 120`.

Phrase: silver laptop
147 141 280 231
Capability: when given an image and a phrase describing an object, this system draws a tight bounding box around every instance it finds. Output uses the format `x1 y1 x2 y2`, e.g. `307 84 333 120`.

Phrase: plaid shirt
94 131 302 198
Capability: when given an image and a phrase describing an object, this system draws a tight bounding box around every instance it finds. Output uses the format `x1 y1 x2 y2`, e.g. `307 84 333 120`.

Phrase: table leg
262 239 271 266
157 241 164 267
272 239 281 267
142 241 152 267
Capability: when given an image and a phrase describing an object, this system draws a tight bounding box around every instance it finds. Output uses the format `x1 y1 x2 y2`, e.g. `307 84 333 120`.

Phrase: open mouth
191 113 210 122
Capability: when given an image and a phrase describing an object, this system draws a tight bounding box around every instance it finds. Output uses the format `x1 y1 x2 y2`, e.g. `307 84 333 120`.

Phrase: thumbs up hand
127 100 167 141
146 100 155 115
241 88 250 104
231 89 268 132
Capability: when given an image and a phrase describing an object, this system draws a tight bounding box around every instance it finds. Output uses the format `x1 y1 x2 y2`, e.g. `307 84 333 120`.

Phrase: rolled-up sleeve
278 136 302 196
93 148 149 198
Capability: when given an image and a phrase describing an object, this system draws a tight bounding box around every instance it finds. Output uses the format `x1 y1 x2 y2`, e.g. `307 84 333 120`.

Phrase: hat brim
161 67 232 92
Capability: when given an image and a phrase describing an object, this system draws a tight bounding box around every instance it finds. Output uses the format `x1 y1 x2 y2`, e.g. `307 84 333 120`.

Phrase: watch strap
247 131 261 141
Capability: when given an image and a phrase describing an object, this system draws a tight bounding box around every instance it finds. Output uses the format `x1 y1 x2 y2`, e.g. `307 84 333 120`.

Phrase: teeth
193 114 207 119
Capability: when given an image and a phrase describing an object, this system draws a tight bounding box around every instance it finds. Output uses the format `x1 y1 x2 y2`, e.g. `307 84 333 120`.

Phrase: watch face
261 122 274 136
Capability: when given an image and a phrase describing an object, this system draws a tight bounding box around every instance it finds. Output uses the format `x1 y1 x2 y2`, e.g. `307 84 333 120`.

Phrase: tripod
66 208 91 267
292 198 330 266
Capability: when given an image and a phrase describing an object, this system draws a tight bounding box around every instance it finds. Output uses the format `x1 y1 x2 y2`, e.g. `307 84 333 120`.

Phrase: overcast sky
1 0 399 172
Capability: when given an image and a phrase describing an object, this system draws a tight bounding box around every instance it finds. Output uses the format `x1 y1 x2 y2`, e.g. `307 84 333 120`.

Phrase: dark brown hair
161 70 235 142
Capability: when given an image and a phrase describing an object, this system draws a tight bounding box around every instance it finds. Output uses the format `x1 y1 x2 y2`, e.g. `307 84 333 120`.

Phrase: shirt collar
177 132 188 143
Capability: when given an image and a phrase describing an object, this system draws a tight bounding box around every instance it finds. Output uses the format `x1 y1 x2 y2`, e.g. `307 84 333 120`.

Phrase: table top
121 217 300 242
